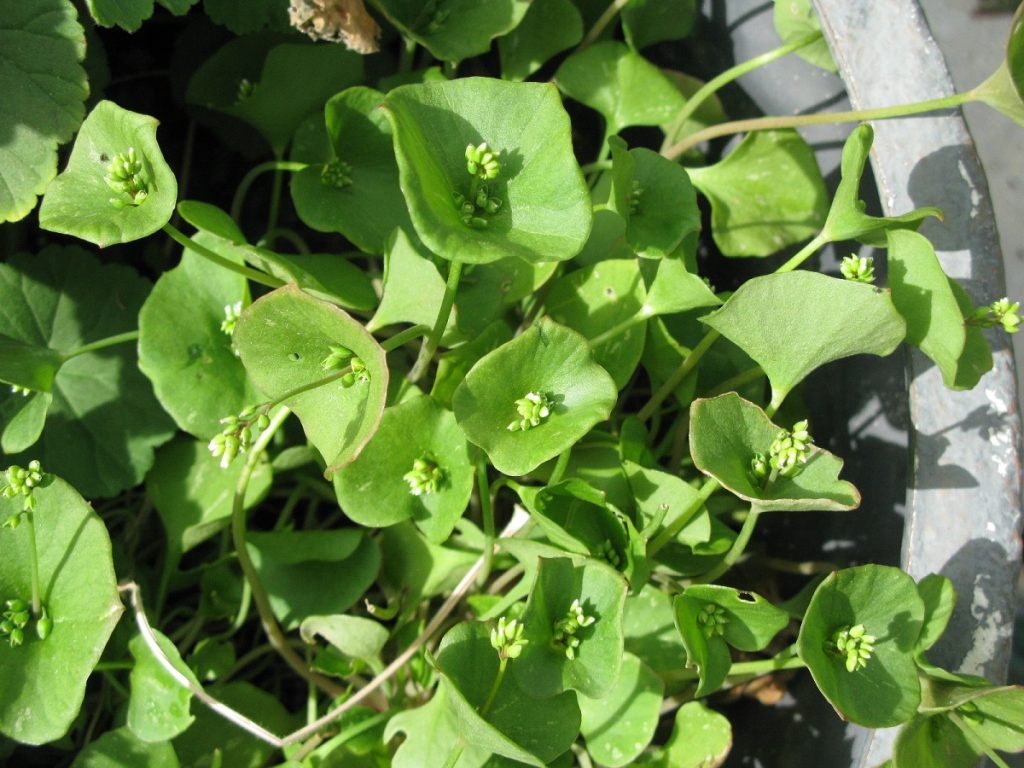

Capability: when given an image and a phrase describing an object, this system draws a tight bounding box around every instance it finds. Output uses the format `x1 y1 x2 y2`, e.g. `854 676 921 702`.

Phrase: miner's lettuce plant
1 0 1024 766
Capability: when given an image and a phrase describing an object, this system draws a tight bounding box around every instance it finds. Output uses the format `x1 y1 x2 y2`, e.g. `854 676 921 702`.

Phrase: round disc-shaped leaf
690 393 860 513
797 565 925 728
681 584 790 652
0 478 123 744
382 78 592 265
701 271 906 409
579 653 663 767
0 0 88 223
661 701 732 768
233 285 388 474
39 101 177 247
452 318 617 476
334 395 473 544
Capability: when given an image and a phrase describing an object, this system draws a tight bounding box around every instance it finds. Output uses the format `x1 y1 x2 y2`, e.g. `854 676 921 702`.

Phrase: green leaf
915 574 957 655
545 259 647 388
128 630 200 742
659 71 729 154
453 318 618 476
512 557 628 699
0 336 65 393
39 101 177 247
624 462 711 546
623 585 687 675
148 436 272 559
71 726 180 768
608 138 701 259
797 565 925 728
455 259 557 337
385 685 491 768
234 285 389 474
0 248 175 498
823 124 942 244
976 4 1024 127
672 594 732 697
139 234 261 439
579 653 663 767
157 0 197 14
290 87 411 255
380 522 478 605
959 686 1024 753
0 0 88 223
499 0 582 81
246 529 380 629
773 0 835 72
621 0 697 50
555 42 686 135
433 321 513 407
948 280 994 390
887 229 967 389
681 585 790 652
893 715 980 768
0 478 123 744
687 130 828 257
690 393 860 513
1 391 52 453
300 615 389 663
643 258 721 316
383 78 592 265
701 271 906 409
1009 3 1024 100
334 395 473 544
201 0 288 34
86 0 153 30
437 621 581 765
659 701 732 768
374 0 532 63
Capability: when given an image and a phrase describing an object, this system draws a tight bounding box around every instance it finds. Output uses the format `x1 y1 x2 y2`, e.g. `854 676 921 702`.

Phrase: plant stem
637 329 721 422
671 647 807 682
663 90 975 160
548 449 572 486
382 324 431 352
662 31 822 153
162 223 284 289
708 364 766 397
229 406 346 699
62 331 140 362
579 159 613 175
948 711 1011 768
264 150 286 240
647 478 720 557
230 160 307 222
776 232 828 274
480 657 508 718
408 260 463 382
477 452 495 582
577 0 630 51
588 311 650 348
696 508 762 584
25 512 41 616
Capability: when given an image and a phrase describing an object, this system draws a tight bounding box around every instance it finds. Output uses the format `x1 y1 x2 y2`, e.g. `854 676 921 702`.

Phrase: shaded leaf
128 630 200 742
622 0 697 50
773 0 835 72
499 0 582 81
579 653 663 767
71 727 180 768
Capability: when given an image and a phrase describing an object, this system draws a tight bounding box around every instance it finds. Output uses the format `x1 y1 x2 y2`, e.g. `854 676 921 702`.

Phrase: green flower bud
36 607 52 640
221 301 243 336
507 391 553 432
321 159 353 189
828 624 876 672
490 616 528 661
103 147 149 206
697 603 729 639
840 254 875 283
403 453 446 496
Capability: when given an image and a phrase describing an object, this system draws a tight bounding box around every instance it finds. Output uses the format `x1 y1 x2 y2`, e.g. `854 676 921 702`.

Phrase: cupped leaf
915 574 957 655
139 233 260 439
660 701 732 768
499 0 582 81
436 621 581 766
383 77 592 265
290 87 410 254
773 0 835 72
0 478 123 744
128 630 200 742
39 101 177 247
690 393 860 513
681 584 790 652
797 565 925 728
0 0 88 223
701 271 906 409
334 395 473 544
892 714 980 768
234 285 388 474
512 557 628 699
687 130 828 257
452 318 618 476
0 248 175 497
887 229 967 389
823 124 942 244
71 726 180 768
622 0 697 50
672 593 732 697
555 42 686 135
579 653 663 767
375 0 532 63
187 39 363 152
608 138 701 259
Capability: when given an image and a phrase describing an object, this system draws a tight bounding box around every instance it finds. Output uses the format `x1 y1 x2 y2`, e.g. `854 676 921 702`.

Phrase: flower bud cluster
237 78 255 101
221 301 243 337
552 598 596 661
593 538 622 569
829 623 876 672
770 420 812 477
627 179 643 215
698 603 729 639
104 147 149 208
490 616 528 660
456 142 503 229
971 297 1021 334
208 406 270 469
403 452 445 496
466 142 501 180
507 391 552 432
321 345 370 387
321 159 354 189
0 599 30 648
9 384 31 396
840 254 875 283
1 460 48 515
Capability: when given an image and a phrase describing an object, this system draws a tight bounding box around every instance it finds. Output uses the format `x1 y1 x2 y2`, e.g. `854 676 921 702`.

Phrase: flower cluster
220 301 243 337
321 159 354 189
456 142 503 228
402 452 445 496
828 623 876 672
506 391 552 432
751 420 813 485
593 538 622 569
465 142 501 180
1 461 49 516
208 406 270 469
490 616 528 661
970 297 1021 334
840 254 875 283
0 599 30 648
552 598 596 660
698 603 729 639
104 147 149 208
321 345 370 387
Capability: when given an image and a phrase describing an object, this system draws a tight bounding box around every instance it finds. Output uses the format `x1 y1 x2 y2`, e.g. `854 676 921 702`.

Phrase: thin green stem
648 478 720 557
670 647 806 682
708 364 766 397
230 406 345 699
398 37 417 73
478 453 495 582
662 31 822 153
162 223 284 289
579 159 613 175
577 0 630 51
408 260 463 382
948 711 1011 768
480 657 508 718
638 329 721 422
382 324 431 352
696 508 762 584
588 311 651 348
25 512 41 617
776 232 828 274
264 150 286 239
63 331 140 362
264 227 311 254
548 449 572 486
663 90 975 160
230 160 307 222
